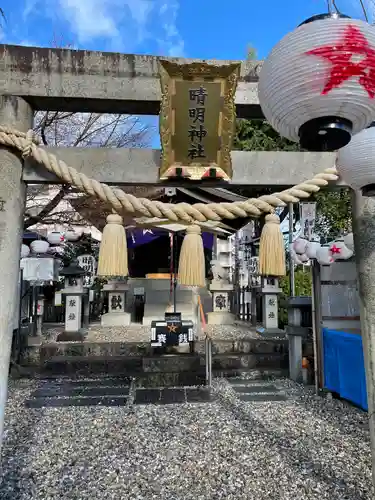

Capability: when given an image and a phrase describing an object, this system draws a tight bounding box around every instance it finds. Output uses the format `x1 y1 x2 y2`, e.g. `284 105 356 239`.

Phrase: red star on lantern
330 244 341 255
305 24 375 98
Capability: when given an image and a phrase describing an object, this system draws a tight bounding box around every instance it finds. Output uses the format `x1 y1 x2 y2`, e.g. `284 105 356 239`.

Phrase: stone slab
0 45 261 115
239 393 287 402
32 385 130 398
186 387 211 403
160 388 186 404
26 395 130 408
56 331 85 342
101 312 131 327
134 388 161 405
232 384 278 393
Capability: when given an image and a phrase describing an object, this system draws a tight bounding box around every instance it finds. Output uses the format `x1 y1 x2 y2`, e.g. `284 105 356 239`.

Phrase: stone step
232 384 279 394
216 368 288 380
33 385 131 398
25 378 212 407
41 355 207 387
238 393 288 402
39 338 289 360
26 395 130 408
212 353 288 371
134 387 212 405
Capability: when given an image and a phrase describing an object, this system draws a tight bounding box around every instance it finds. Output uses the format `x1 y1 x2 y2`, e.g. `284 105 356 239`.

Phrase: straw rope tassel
259 213 286 277
178 225 206 287
97 213 128 277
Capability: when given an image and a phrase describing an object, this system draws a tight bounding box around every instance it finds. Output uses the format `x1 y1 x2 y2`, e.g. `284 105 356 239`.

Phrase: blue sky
0 0 372 148
0 0 371 59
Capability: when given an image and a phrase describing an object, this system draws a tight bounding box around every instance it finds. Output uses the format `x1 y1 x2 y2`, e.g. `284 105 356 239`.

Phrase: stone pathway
25 377 211 408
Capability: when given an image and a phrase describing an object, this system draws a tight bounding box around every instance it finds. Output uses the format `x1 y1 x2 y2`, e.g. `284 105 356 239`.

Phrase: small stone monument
207 260 235 325
256 276 284 337
101 279 131 326
58 260 86 341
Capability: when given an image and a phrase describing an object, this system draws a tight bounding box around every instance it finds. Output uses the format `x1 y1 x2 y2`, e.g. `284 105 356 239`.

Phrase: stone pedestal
101 281 131 327
207 281 235 325
58 268 86 341
256 277 284 337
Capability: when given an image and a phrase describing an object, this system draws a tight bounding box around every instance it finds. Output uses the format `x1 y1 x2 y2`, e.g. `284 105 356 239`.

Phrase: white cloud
158 1 185 56
27 0 184 55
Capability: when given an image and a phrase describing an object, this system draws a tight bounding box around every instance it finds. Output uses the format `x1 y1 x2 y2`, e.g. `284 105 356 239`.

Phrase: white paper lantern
299 253 310 263
293 238 308 255
291 248 303 265
47 231 64 245
65 229 82 242
330 238 354 260
316 244 334 266
343 232 354 251
30 240 50 254
258 14 375 151
20 244 30 259
337 125 375 195
305 240 321 259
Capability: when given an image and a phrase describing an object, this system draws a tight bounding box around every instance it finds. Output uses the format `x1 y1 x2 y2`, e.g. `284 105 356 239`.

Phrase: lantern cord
0 125 339 224
358 0 369 22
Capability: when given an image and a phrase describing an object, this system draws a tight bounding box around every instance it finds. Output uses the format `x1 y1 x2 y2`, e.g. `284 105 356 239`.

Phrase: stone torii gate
0 44 375 458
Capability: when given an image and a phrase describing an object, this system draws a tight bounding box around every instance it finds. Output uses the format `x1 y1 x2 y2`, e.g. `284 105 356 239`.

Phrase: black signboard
151 319 194 349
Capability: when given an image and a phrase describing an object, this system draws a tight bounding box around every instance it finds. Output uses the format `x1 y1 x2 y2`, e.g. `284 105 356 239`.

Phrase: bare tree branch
24 185 71 229
28 110 155 230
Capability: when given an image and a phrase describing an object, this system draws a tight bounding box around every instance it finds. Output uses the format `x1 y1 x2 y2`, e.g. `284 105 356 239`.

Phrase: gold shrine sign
158 60 241 181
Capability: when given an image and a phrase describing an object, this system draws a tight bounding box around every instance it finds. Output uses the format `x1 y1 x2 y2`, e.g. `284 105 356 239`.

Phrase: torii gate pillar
0 96 33 453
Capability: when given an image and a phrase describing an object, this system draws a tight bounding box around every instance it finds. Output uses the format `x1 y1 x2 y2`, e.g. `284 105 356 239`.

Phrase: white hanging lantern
316 244 334 266
337 124 375 196
291 248 303 265
47 231 64 245
343 232 354 251
30 240 50 254
20 244 30 259
330 238 354 260
305 239 321 259
258 13 375 151
299 253 310 263
65 229 82 242
293 238 308 255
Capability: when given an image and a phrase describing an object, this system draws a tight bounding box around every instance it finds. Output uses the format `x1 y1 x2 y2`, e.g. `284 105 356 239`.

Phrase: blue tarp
323 328 368 410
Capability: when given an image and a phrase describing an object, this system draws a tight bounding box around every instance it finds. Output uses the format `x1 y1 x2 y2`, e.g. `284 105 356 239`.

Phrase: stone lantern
58 260 86 341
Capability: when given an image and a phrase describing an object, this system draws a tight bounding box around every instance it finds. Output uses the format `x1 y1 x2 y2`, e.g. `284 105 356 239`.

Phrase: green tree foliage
234 118 352 239
234 119 299 152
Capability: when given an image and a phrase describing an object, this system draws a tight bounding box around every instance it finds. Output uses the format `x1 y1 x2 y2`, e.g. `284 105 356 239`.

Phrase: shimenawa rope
0 125 339 223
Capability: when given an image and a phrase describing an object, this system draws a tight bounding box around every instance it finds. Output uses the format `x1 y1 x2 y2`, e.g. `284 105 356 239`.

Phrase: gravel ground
0 377 372 500
76 323 261 343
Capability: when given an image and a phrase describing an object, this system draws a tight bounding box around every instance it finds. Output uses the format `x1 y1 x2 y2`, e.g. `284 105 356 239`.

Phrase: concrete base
256 326 286 338
101 312 131 327
56 331 85 342
207 311 235 325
